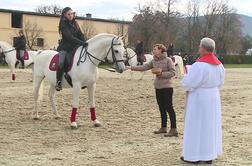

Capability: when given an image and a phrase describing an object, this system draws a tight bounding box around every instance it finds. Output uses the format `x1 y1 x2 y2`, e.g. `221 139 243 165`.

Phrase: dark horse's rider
56 7 88 91
14 30 26 69
135 40 144 65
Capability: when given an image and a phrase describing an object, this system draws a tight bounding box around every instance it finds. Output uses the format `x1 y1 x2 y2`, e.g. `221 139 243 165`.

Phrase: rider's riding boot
15 61 20 68
56 67 64 91
55 80 62 91
20 58 25 69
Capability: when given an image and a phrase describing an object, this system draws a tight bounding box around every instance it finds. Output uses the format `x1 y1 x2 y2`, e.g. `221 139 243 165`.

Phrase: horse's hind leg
33 76 44 120
48 84 60 119
139 71 145 80
130 71 133 80
88 83 101 127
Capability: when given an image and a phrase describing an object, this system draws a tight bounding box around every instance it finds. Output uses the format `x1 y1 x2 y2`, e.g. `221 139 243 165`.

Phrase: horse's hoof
94 123 102 127
55 116 61 120
54 113 61 119
70 122 78 129
93 120 102 127
33 117 40 120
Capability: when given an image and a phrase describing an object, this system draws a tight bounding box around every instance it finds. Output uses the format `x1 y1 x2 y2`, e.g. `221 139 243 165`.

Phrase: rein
124 48 137 65
3 49 16 54
77 37 124 72
125 49 137 61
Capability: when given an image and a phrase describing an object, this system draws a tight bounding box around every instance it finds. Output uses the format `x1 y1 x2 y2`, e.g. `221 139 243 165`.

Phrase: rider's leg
56 51 67 91
19 50 25 69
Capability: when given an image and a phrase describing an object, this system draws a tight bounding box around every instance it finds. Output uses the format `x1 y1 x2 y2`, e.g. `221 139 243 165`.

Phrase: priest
181 37 225 164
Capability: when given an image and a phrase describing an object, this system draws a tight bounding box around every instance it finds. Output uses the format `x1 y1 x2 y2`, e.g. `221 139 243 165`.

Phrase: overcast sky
0 0 251 20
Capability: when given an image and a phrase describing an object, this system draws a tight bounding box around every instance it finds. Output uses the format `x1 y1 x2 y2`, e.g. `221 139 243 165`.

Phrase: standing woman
181 38 225 164
126 44 178 137
56 7 88 91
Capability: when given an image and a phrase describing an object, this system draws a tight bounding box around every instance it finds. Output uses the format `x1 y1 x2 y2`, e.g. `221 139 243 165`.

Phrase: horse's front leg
10 63 16 81
70 82 81 129
48 84 60 119
30 64 34 82
139 71 145 80
87 83 101 127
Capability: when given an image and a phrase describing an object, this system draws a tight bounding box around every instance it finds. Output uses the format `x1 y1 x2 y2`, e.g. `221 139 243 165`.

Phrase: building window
37 38 44 47
11 12 23 28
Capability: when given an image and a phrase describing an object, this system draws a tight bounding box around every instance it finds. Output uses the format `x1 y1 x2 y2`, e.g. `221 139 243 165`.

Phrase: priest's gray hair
200 37 215 52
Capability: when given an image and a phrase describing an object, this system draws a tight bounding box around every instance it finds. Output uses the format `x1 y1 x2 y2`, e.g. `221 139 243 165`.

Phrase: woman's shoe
153 127 167 134
164 128 178 137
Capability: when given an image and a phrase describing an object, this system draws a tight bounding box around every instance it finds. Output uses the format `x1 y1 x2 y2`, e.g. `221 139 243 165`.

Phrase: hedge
223 55 252 64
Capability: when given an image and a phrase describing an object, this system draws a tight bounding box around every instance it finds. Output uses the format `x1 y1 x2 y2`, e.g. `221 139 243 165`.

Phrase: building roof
0 8 132 24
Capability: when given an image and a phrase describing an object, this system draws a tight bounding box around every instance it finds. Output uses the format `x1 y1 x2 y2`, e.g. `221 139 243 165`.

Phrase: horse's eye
115 50 119 53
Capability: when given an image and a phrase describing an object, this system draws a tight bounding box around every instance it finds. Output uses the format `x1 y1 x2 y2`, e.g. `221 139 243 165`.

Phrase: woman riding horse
14 30 26 69
56 7 88 91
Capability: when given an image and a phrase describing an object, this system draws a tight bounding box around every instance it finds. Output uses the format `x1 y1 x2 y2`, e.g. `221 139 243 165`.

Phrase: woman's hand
152 68 162 76
156 71 162 76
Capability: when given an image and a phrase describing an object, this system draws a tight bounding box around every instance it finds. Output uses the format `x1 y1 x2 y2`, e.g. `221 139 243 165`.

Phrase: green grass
0 65 9 69
224 64 252 68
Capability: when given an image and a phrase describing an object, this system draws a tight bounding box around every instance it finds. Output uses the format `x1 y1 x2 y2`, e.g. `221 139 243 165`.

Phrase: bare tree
202 0 242 54
81 21 96 40
35 4 62 15
185 0 201 54
129 0 242 54
23 21 44 50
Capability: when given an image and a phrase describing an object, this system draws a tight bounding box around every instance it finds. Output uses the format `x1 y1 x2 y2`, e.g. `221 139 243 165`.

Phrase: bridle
125 49 137 60
124 48 137 65
77 37 124 71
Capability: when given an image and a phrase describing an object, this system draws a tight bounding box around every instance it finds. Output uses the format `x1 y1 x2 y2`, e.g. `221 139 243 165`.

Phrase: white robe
182 62 225 161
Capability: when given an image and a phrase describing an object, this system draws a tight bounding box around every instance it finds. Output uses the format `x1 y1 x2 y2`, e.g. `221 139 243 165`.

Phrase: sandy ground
0 68 251 166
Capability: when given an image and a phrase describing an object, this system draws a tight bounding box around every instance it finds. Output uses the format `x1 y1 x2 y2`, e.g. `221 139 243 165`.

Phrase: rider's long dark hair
58 7 80 34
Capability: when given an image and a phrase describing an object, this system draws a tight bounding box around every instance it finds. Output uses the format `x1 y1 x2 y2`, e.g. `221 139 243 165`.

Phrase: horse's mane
0 41 13 49
87 33 119 43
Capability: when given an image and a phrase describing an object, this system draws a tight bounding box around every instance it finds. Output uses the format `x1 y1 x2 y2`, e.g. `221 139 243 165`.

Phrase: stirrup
55 81 62 91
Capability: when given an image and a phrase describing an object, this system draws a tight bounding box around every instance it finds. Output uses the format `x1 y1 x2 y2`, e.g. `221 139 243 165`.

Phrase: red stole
197 53 221 65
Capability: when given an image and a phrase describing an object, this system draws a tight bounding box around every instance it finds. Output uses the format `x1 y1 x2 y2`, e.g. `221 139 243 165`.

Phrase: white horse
124 48 153 80
33 33 125 129
0 41 38 81
173 55 185 78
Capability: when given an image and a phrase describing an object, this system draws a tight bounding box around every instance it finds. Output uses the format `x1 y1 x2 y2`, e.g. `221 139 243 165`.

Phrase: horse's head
104 35 126 73
0 42 5 54
0 41 14 54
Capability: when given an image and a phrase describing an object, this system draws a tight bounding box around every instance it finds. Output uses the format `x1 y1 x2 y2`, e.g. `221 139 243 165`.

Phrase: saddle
49 50 76 72
16 51 29 60
143 55 147 62
49 49 86 88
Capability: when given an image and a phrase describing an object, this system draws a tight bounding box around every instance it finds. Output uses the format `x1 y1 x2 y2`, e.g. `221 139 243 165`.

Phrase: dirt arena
0 68 251 166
